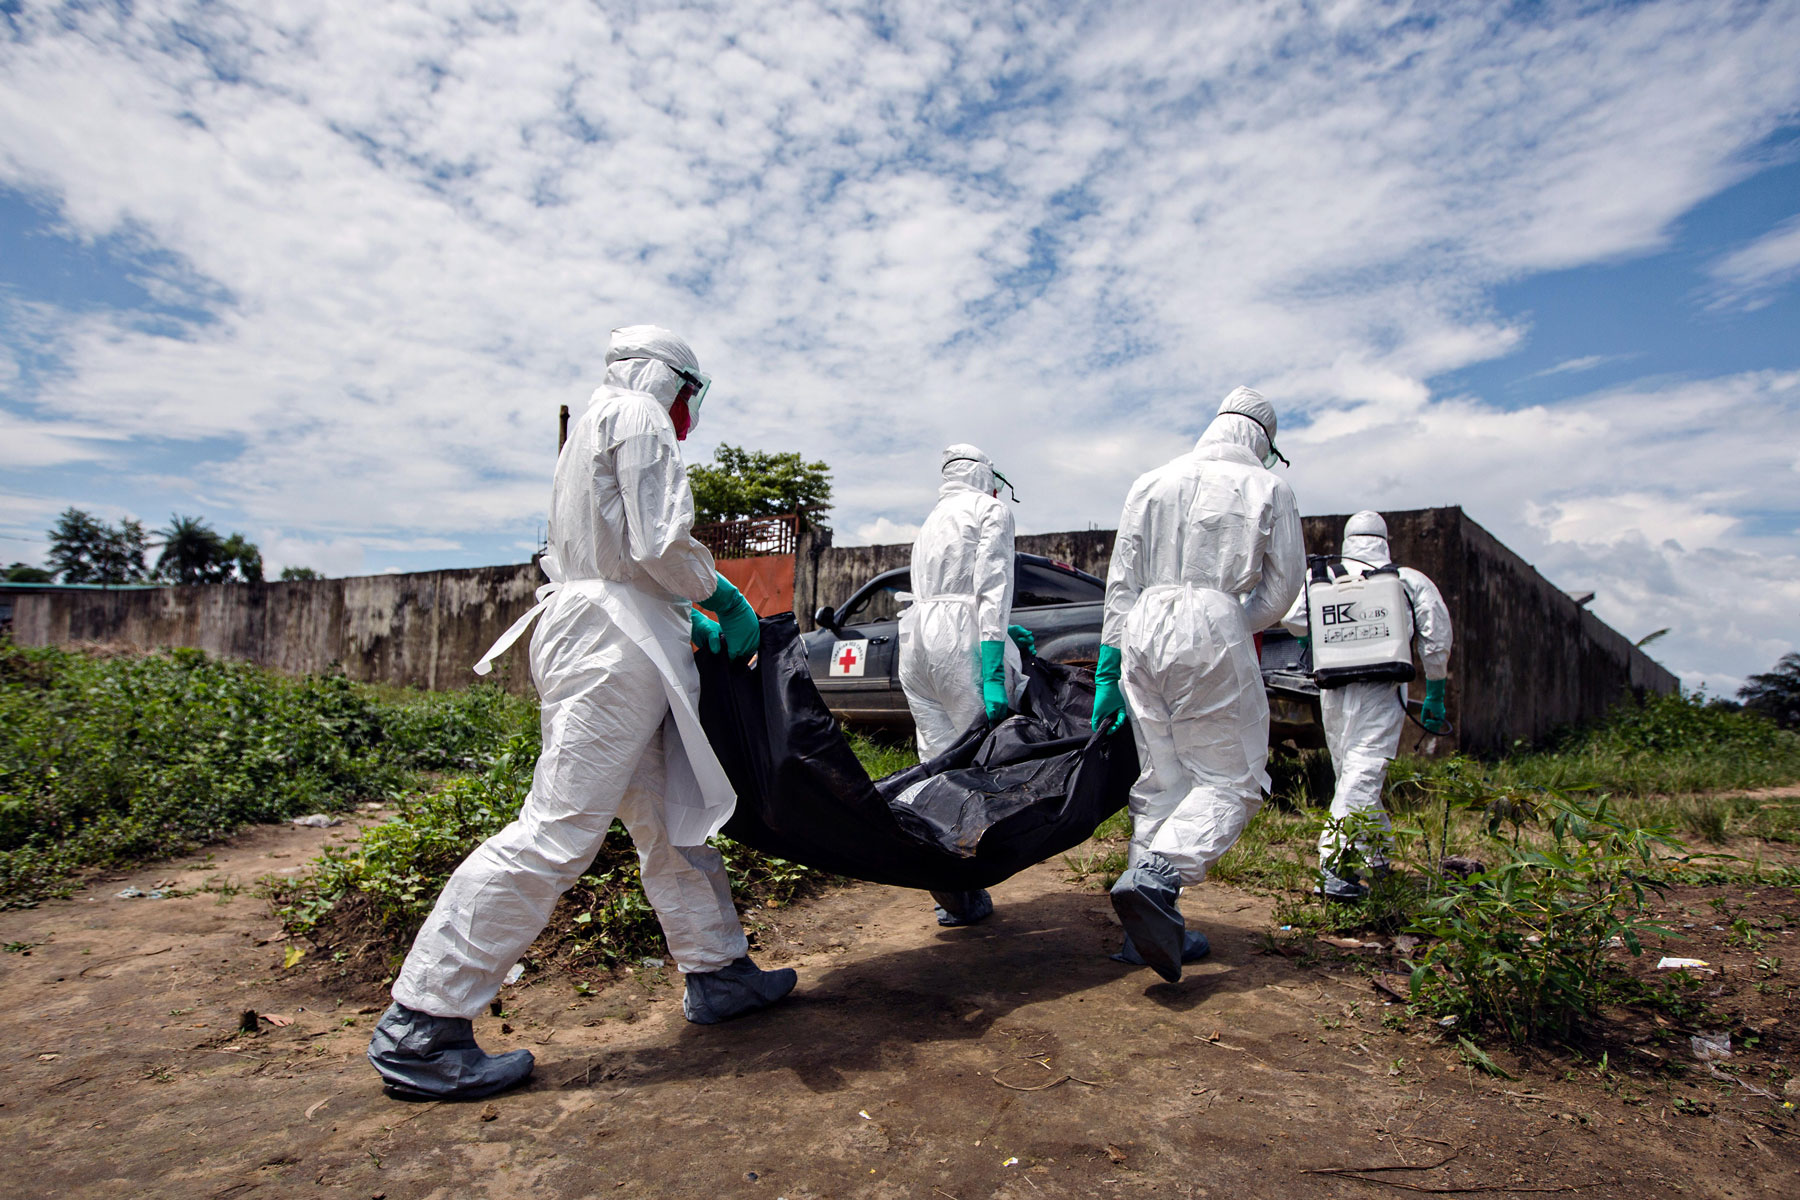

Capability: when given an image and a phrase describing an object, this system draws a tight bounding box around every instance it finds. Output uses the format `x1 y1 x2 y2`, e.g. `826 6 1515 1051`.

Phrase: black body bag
694 613 1138 894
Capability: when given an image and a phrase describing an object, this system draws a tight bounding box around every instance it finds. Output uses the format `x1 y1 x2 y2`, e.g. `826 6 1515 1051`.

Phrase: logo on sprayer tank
1320 602 1388 624
1320 600 1393 644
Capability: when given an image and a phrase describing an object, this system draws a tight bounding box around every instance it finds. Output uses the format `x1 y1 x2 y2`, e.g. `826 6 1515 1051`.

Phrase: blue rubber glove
1091 643 1127 733
1421 678 1448 732
703 574 760 661
1007 624 1036 656
980 640 1010 722
689 609 722 654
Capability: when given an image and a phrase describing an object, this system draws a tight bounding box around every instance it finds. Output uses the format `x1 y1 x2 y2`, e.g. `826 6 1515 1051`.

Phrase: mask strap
944 457 1020 502
614 355 710 410
1230 412 1289 467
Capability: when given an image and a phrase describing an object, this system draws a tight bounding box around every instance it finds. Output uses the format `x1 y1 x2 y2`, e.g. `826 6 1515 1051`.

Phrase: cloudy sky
2 0 1797 694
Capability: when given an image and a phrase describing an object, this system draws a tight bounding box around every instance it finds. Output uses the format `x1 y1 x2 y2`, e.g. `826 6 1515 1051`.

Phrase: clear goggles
671 365 711 416
616 355 711 418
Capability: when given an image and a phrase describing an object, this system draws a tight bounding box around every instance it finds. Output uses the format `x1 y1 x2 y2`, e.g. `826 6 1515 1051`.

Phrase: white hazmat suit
1104 388 1305 886
898 444 1022 761
391 327 751 1023
1283 511 1452 886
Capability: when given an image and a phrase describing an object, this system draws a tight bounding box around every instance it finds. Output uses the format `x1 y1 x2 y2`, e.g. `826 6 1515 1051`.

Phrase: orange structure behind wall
715 554 796 616
695 513 803 616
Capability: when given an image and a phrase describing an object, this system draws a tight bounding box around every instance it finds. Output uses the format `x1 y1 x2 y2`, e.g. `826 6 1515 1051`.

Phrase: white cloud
849 517 921 547
1287 370 1800 692
1707 215 1800 310
1531 355 1628 379
0 1 1796 686
0 407 126 468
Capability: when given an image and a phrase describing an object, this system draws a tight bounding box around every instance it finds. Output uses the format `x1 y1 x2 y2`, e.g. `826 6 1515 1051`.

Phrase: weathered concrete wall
1014 530 1116 579
14 508 1678 751
13 565 545 695
795 526 911 631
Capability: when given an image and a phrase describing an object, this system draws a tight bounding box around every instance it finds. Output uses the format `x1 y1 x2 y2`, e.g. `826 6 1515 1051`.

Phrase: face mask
670 397 692 441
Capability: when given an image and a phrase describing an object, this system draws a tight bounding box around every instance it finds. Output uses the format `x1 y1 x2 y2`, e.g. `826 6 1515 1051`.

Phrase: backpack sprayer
1303 555 1452 735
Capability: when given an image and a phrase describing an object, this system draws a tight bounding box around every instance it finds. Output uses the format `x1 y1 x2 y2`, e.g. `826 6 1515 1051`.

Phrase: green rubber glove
689 609 722 654
703 574 760 661
1421 678 1448 732
1007 624 1036 656
980 639 1010 722
1091 643 1127 733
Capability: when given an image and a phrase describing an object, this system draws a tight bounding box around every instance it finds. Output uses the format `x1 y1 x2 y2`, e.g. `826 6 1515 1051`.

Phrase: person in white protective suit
1093 387 1304 982
1282 510 1453 900
368 326 795 1100
897 444 1033 927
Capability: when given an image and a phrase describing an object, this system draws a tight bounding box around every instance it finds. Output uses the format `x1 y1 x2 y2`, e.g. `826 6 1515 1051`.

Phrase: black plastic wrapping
696 613 1137 893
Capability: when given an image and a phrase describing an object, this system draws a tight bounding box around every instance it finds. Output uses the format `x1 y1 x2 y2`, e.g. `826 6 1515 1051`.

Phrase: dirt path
4 820 1796 1200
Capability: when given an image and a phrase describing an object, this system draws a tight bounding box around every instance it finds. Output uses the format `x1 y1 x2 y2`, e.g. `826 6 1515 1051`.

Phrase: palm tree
156 515 229 584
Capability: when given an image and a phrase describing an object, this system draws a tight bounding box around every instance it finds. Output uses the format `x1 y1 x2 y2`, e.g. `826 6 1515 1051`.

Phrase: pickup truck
803 553 1322 746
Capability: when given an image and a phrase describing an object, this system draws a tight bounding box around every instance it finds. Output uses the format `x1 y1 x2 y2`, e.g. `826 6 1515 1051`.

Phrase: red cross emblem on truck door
829 639 869 677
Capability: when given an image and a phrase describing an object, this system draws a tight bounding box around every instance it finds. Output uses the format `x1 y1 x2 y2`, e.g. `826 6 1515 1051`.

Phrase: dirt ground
4 817 1797 1200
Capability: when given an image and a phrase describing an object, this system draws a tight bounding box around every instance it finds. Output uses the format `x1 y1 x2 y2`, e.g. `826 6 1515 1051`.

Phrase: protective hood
1342 510 1391 567
1201 386 1284 468
603 325 706 430
940 443 998 497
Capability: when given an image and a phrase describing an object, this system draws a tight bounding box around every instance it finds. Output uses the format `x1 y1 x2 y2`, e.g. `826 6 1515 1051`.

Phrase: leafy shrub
273 727 881 975
1405 790 1681 1043
0 641 533 905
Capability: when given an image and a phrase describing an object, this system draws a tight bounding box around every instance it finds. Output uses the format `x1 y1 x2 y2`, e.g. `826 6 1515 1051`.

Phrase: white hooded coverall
1283 511 1453 871
1102 392 1304 885
898 445 1022 760
392 329 747 1021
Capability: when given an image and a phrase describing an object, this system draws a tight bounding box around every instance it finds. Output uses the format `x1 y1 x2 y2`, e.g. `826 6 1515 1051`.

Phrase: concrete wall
13 565 545 696
14 506 1677 752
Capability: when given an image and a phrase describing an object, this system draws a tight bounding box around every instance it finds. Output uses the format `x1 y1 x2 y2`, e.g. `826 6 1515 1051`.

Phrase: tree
280 566 322 581
4 563 53 583
221 533 264 584
1739 652 1800 731
157 515 229 584
46 508 150 584
154 514 263 584
688 444 832 529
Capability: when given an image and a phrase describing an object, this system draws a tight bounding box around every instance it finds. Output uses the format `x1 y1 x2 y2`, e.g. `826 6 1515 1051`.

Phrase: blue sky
2 0 1797 694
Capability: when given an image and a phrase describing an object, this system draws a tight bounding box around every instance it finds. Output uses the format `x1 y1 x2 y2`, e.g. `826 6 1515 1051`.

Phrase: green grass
1060 692 1800 1045
846 729 921 780
1392 690 1800 810
0 641 536 906
1254 692 1800 849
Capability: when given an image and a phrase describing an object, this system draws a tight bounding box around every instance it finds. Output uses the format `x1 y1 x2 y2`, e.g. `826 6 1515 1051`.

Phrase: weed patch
0 641 535 906
1404 791 1682 1043
1392 691 1800 812
272 729 912 984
